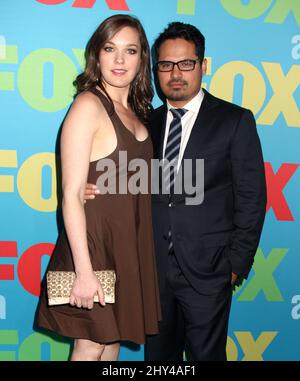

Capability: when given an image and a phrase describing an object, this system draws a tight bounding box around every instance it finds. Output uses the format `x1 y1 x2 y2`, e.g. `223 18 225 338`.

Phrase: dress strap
89 87 115 117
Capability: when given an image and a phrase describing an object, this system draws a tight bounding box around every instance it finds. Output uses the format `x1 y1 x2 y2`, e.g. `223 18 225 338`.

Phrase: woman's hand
69 271 105 309
83 183 99 202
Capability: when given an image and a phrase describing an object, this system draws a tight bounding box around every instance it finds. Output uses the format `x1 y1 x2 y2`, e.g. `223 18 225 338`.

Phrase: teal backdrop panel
0 0 299 361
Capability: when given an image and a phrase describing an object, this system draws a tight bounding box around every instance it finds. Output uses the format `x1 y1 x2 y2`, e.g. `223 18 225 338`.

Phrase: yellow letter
17 152 57 211
210 61 266 115
226 335 238 361
235 331 278 360
257 63 300 127
0 150 17 192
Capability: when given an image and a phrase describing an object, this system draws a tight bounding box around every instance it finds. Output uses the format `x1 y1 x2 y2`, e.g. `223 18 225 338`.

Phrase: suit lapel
151 105 168 160
152 91 220 203
180 90 219 163
153 90 219 160
172 90 219 203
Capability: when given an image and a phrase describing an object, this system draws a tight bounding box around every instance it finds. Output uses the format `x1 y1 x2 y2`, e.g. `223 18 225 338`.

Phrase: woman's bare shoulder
71 90 106 116
62 91 108 138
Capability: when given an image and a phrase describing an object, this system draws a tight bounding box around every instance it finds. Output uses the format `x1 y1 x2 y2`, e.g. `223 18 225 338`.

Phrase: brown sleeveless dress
37 92 161 344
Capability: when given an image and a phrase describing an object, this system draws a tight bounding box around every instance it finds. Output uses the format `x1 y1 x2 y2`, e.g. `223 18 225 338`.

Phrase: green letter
0 330 18 360
237 248 288 302
18 48 77 112
177 0 196 15
221 0 272 19
19 332 70 361
265 0 300 25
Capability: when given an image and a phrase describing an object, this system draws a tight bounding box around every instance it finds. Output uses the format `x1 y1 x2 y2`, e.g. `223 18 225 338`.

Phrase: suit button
168 202 174 207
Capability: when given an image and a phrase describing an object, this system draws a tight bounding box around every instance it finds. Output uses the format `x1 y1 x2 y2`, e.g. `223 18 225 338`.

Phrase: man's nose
170 64 183 79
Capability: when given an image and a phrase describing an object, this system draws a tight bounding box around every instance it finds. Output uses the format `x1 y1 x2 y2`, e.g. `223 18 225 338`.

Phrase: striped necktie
163 108 187 254
163 108 187 193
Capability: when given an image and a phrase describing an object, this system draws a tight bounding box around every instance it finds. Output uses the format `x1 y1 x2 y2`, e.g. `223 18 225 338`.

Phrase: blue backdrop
0 0 299 361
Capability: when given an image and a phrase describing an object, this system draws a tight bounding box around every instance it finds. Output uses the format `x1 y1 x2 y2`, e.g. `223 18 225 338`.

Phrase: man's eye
161 63 172 68
181 60 192 67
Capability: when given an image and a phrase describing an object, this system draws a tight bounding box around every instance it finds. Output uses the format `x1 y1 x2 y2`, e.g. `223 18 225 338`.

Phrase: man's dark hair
153 22 205 63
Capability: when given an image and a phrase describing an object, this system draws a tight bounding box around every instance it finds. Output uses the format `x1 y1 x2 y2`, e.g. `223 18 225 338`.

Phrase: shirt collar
167 88 205 114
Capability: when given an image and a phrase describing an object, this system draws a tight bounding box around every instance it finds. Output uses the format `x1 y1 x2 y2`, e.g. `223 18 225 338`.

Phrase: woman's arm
60 92 105 309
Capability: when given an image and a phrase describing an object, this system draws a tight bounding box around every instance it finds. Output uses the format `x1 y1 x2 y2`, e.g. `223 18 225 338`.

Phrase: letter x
265 163 299 221
72 0 129 9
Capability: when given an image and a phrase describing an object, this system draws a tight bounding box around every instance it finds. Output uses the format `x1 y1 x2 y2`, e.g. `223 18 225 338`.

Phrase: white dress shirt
163 89 205 172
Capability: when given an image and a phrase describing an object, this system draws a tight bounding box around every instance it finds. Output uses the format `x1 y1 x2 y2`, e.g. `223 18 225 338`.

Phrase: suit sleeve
228 109 267 279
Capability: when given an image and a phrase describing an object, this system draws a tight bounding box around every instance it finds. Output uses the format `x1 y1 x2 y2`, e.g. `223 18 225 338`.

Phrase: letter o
210 61 266 115
226 335 238 361
17 152 57 211
220 0 272 19
18 48 77 112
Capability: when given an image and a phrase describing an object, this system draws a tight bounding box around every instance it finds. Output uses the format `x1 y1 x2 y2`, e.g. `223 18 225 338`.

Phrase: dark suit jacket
150 89 267 295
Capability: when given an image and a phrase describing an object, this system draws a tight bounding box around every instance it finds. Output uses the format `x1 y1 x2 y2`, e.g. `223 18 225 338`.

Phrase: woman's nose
115 52 124 64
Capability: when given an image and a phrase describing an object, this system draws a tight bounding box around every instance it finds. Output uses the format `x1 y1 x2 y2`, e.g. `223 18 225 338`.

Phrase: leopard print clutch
46 270 116 305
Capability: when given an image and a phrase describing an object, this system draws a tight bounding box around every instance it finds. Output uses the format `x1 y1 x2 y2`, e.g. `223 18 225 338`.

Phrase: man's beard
165 80 190 101
167 92 191 101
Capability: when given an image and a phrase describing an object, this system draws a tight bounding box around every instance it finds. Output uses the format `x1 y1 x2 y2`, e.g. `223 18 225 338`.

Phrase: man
85 22 267 361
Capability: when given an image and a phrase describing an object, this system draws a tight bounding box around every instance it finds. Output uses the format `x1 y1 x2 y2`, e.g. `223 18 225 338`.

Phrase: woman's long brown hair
74 14 153 124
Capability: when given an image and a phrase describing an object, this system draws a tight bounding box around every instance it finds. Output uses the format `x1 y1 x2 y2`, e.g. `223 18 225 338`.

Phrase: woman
37 14 161 361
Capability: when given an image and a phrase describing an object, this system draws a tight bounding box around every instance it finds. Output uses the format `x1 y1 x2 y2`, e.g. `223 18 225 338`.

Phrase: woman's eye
104 46 114 52
127 49 137 55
